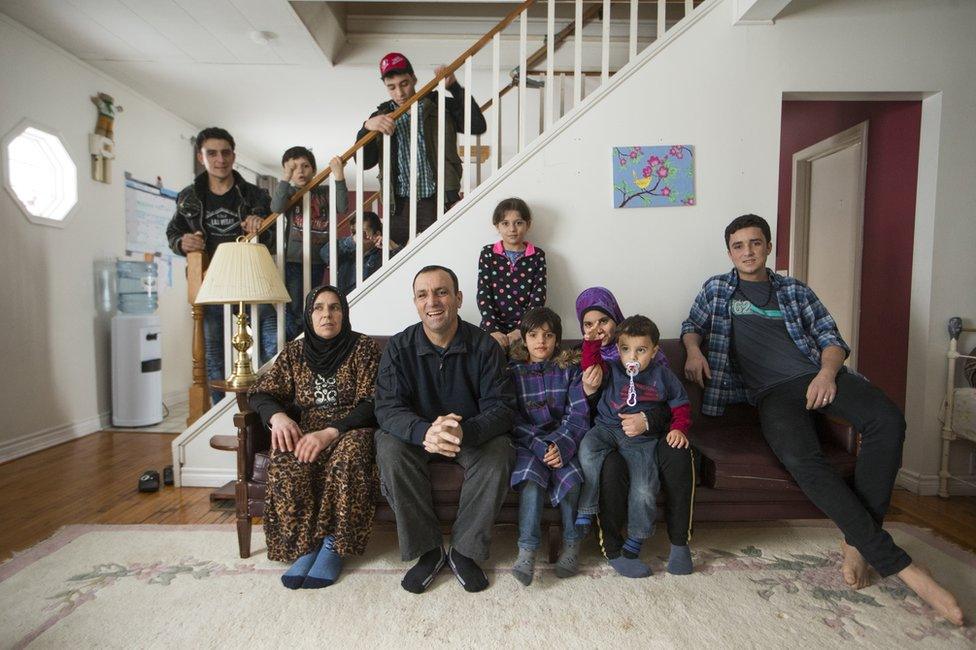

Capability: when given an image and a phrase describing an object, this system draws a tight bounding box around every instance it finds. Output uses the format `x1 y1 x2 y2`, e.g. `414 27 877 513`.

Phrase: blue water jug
117 260 158 314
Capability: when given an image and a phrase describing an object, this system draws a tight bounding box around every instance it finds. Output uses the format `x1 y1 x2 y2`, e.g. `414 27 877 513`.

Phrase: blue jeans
203 304 278 404
517 482 582 551
284 261 325 340
577 423 659 540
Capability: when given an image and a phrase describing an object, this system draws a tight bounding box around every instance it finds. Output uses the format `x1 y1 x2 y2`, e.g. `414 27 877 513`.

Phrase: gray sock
555 540 580 579
667 544 694 575
609 555 653 578
513 548 536 586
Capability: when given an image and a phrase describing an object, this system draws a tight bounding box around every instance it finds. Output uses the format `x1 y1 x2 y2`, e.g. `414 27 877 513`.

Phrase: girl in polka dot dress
476 197 548 349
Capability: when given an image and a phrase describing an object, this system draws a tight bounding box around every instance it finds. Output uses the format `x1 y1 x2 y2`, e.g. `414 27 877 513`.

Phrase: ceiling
0 0 326 66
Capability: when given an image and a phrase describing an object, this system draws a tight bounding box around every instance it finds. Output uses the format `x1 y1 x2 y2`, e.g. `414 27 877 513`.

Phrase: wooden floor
1 431 975 562
0 431 226 561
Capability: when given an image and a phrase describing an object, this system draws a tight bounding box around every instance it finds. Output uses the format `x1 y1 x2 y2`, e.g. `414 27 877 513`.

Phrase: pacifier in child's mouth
625 361 640 407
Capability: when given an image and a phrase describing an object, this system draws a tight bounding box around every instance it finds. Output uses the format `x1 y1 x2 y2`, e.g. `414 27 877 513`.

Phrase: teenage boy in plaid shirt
681 214 962 626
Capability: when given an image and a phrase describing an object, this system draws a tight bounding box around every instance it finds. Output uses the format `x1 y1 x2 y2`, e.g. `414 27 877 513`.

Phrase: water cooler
111 260 163 426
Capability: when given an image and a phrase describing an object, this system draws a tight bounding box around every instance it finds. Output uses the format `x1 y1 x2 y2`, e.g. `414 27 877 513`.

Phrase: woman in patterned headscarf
249 285 381 589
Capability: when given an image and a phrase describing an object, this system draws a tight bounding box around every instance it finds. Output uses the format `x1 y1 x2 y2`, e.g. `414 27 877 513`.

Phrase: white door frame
789 120 868 369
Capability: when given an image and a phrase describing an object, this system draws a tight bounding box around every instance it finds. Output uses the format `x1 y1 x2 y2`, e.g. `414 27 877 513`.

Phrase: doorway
789 121 868 370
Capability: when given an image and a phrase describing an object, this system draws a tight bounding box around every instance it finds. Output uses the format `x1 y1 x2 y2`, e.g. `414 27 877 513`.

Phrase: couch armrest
819 415 858 455
234 410 271 482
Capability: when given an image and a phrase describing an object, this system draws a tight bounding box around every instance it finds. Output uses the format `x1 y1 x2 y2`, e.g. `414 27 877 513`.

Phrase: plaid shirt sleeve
797 282 850 356
681 281 713 338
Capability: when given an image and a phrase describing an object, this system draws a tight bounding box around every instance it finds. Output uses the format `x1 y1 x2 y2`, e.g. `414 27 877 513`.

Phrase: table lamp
194 238 290 388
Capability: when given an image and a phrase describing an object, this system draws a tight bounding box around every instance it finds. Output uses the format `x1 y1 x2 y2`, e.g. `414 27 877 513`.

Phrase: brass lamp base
226 302 258 388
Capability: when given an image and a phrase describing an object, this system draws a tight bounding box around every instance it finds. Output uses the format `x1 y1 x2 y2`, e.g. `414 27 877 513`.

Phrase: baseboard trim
897 469 976 496
179 467 235 488
0 411 111 464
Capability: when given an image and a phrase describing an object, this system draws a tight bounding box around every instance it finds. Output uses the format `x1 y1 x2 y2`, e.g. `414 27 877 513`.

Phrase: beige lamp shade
195 240 291 305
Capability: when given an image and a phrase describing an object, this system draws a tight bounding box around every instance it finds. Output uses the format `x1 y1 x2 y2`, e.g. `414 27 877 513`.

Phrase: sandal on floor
138 470 160 493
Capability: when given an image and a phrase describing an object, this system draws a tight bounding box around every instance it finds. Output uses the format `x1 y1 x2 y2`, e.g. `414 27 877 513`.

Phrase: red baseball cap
380 52 413 77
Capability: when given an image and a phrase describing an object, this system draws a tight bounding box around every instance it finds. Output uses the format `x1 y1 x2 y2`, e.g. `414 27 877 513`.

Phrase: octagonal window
3 120 77 227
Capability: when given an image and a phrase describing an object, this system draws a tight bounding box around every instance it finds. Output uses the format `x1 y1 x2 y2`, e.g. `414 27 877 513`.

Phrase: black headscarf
302 285 358 378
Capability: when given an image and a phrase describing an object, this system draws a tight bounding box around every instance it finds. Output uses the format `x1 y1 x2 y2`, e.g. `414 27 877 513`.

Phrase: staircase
173 0 715 487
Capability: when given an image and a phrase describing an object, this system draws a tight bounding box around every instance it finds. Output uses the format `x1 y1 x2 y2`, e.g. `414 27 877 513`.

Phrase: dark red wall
777 101 921 409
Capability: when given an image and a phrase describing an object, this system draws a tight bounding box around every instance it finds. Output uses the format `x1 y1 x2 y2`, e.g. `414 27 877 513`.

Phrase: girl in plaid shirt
508 308 595 586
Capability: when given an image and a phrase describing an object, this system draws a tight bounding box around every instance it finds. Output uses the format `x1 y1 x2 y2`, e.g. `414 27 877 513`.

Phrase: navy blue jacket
374 319 516 446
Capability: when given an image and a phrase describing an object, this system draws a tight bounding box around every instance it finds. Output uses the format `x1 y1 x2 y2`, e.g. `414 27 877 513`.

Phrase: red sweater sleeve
669 403 692 435
580 339 606 372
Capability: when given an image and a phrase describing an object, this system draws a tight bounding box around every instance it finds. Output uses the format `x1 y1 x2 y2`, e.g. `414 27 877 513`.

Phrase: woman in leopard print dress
249 285 381 589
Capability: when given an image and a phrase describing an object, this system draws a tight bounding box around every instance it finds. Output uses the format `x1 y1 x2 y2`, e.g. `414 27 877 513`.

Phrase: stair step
209 435 238 452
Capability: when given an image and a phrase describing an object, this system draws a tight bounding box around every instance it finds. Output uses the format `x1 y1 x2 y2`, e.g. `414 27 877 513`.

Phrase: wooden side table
208 380 252 504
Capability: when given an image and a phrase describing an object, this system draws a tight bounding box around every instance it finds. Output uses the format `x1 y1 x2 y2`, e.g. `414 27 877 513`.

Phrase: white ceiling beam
733 0 793 25
290 1 346 64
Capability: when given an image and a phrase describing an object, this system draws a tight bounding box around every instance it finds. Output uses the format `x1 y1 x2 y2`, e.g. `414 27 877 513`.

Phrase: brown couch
219 337 857 561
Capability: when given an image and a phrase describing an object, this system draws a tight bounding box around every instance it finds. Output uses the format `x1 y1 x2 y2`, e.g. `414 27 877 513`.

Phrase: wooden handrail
246 0 536 242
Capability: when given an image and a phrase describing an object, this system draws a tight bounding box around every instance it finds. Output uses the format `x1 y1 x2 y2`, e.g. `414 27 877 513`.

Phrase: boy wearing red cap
357 52 487 246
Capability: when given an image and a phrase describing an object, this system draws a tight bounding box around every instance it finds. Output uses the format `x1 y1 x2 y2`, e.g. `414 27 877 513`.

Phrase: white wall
0 15 274 460
348 0 976 490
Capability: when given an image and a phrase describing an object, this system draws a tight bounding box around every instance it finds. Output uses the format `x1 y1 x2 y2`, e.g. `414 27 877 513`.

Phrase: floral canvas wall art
612 145 695 208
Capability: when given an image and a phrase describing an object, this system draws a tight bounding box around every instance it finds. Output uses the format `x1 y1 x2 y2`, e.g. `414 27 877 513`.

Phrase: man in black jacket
374 265 515 593
357 53 487 246
166 127 274 403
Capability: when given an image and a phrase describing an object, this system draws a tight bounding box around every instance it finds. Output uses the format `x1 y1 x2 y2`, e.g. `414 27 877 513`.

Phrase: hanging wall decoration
612 145 695 208
89 92 123 183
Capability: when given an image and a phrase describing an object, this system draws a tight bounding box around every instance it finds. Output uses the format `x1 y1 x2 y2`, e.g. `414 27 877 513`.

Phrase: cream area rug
1 522 973 649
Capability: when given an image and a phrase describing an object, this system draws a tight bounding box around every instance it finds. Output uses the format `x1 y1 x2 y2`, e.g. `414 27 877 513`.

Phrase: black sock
448 547 489 593
622 537 643 559
401 547 445 594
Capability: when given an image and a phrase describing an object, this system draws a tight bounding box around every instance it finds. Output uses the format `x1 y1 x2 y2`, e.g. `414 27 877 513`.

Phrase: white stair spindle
409 101 418 241
275 211 285 351
658 0 666 40
492 33 501 174
574 0 583 106
464 56 472 197
328 174 338 287
545 0 555 130
602 0 610 85
518 10 527 153
538 81 544 134
558 73 565 119
437 77 446 220
302 191 311 298
382 134 391 264
355 149 364 287
686 0 694 17
630 0 638 60
476 134 483 185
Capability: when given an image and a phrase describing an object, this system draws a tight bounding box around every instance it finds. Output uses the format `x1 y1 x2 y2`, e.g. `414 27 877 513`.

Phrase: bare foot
898 563 965 626
840 541 871 589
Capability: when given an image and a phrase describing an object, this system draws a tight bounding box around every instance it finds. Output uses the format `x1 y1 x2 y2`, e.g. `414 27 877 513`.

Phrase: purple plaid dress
509 360 590 506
